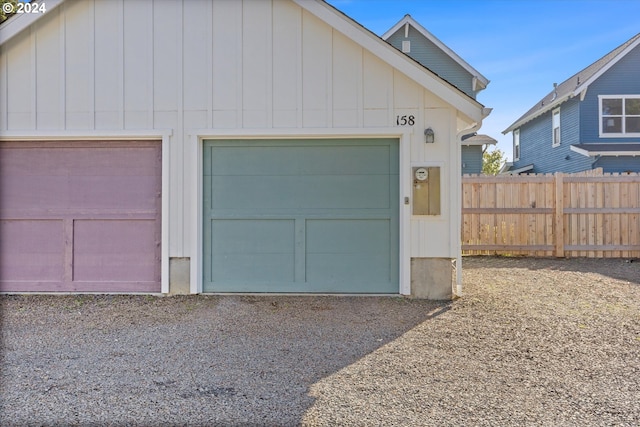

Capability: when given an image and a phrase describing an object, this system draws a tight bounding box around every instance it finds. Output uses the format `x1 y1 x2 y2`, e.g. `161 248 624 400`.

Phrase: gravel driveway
1 257 639 426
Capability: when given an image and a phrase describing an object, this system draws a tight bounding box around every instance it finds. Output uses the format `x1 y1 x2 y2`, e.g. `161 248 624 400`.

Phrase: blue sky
326 0 640 161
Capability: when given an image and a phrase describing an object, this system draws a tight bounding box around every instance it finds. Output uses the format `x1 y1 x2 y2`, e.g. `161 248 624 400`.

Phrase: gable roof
382 14 490 92
503 32 640 134
292 0 489 124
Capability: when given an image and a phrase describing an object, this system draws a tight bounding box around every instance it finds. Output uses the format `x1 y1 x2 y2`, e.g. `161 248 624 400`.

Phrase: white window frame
599 95 640 137
513 129 520 161
552 108 561 147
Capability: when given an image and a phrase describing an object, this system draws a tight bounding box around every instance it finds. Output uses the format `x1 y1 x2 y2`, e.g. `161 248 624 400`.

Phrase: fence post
555 172 564 257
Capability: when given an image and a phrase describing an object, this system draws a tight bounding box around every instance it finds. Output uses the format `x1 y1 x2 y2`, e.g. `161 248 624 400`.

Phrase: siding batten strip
118 0 124 129
60 2 66 129
30 26 36 129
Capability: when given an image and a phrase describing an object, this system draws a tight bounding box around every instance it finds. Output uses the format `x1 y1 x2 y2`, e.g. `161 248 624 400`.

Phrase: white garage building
0 0 489 297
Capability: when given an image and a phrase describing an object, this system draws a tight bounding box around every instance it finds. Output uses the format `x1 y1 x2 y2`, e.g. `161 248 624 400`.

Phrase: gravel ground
1 257 639 426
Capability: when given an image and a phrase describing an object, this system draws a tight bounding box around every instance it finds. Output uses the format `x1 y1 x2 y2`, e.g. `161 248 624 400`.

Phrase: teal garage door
203 139 399 293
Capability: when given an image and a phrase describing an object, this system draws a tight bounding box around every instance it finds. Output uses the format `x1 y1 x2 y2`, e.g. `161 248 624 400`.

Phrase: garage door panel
73 220 158 282
306 219 391 253
212 254 295 283
306 254 391 287
302 176 391 209
210 175 391 210
208 144 392 176
0 175 71 212
0 220 64 281
306 219 391 288
208 146 299 176
3 176 158 213
300 145 392 175
1 144 159 211
209 219 295 283
0 145 160 177
68 175 159 211
63 147 160 177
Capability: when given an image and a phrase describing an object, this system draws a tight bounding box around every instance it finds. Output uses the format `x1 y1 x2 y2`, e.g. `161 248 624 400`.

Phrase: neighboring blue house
383 15 496 174
502 33 640 174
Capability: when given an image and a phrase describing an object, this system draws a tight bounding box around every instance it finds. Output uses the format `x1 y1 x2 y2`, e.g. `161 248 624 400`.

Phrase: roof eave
462 140 497 146
381 14 490 88
570 145 640 157
502 93 572 134
295 0 486 124
506 164 534 175
574 36 640 92
0 0 64 45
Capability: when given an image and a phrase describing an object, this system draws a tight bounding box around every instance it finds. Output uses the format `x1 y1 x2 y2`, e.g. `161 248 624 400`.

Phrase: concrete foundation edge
410 257 454 300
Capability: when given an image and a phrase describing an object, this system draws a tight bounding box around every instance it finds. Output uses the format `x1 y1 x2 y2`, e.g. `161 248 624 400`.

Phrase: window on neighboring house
600 95 640 136
552 108 561 147
513 129 520 161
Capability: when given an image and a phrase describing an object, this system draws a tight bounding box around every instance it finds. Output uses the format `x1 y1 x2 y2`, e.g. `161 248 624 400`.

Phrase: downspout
455 108 491 297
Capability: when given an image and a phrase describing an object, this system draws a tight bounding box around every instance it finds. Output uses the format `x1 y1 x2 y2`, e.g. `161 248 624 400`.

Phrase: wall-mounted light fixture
424 127 435 144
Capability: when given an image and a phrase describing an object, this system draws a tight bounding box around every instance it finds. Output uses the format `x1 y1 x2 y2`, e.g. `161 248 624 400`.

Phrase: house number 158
396 115 415 126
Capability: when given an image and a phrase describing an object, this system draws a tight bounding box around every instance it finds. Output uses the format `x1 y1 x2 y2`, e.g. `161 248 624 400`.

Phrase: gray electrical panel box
412 166 441 215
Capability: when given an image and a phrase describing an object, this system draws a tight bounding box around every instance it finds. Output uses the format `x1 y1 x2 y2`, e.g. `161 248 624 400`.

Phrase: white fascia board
293 0 486 124
508 164 534 174
0 0 64 45
381 15 409 40
573 37 640 95
570 145 592 157
502 94 571 134
382 15 490 88
472 76 488 92
462 140 497 146
498 162 513 174
382 15 489 89
570 145 640 157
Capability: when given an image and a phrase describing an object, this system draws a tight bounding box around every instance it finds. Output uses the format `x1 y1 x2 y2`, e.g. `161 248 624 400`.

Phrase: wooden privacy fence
462 170 640 258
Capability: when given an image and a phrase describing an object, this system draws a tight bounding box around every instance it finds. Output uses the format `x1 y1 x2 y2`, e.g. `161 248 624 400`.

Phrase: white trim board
570 145 640 157
189 127 413 296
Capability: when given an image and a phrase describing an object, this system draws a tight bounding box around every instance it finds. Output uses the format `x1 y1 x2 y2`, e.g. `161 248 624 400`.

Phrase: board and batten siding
0 0 473 265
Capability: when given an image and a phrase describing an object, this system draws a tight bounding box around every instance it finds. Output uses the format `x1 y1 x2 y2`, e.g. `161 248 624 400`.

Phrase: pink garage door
0 141 161 292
